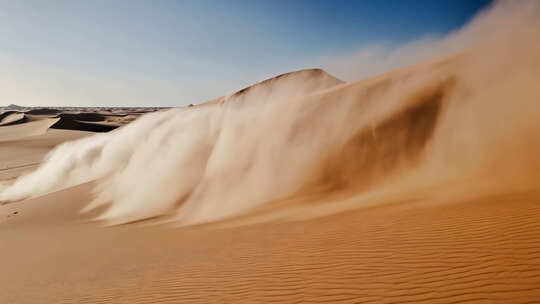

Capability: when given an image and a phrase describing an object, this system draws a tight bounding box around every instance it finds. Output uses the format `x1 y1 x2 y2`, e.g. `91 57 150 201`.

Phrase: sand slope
0 129 91 182
1 185 540 303
0 113 26 126
0 118 60 142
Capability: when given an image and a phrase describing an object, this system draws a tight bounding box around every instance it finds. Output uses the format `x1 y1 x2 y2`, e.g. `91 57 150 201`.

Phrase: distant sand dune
0 112 26 126
50 117 118 132
0 118 60 142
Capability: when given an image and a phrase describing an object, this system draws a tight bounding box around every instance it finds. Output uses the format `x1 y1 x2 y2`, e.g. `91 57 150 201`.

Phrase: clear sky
0 0 492 107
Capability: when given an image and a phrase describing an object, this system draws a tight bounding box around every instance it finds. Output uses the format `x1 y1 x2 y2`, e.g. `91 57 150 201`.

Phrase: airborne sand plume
1 0 540 226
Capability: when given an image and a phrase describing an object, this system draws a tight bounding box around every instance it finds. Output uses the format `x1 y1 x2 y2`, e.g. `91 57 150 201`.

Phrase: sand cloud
325 0 540 81
1 0 540 227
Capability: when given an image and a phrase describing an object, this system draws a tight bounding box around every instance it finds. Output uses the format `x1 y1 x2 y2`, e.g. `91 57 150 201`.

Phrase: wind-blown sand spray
1 0 540 226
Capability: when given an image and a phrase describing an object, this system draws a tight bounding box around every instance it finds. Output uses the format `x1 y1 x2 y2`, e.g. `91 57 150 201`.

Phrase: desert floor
1 122 540 303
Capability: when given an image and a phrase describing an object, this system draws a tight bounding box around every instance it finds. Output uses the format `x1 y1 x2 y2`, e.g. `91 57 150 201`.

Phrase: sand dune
0 112 26 126
50 118 118 132
1 1 540 303
0 105 167 134
0 118 60 142
4 25 539 224
199 68 344 107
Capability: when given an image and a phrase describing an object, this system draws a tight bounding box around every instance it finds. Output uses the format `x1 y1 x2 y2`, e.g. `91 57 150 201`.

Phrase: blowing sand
1 1 540 303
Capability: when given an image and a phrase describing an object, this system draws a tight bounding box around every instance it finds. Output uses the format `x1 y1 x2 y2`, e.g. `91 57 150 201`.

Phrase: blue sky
0 0 491 107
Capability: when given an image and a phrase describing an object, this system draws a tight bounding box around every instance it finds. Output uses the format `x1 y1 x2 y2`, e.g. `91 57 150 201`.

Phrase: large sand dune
1 1 540 303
